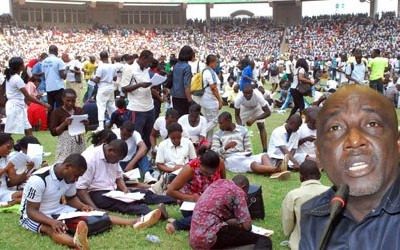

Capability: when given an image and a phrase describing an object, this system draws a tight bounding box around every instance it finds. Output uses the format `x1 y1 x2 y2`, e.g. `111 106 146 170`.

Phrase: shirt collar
166 138 181 148
99 144 107 161
301 179 323 187
49 165 60 181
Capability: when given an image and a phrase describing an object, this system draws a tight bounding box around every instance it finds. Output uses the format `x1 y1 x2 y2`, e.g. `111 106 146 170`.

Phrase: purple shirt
190 179 251 249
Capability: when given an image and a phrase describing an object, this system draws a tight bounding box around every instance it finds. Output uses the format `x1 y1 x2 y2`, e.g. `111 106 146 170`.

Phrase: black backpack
247 185 265 220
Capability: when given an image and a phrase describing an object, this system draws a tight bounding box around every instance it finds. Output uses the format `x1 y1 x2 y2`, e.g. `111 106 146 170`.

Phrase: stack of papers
27 143 44 170
102 190 145 203
251 225 274 237
68 114 89 136
180 201 196 211
56 211 105 220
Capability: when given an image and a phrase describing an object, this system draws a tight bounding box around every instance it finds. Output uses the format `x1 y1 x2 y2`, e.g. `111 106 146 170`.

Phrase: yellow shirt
368 57 388 81
83 61 96 80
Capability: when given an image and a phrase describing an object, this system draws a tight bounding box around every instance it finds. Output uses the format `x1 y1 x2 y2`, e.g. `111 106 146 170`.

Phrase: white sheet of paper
180 201 196 211
68 114 88 136
251 225 274 237
27 143 44 169
56 211 105 221
123 168 141 180
11 152 30 175
150 73 167 87
102 190 145 203
171 168 182 176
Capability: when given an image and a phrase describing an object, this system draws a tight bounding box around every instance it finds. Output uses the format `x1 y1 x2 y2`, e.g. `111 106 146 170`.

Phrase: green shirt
368 57 388 81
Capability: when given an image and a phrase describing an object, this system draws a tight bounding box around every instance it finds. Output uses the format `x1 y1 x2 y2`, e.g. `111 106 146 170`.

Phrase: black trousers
171 97 190 118
212 225 272 249
47 88 64 127
289 88 305 117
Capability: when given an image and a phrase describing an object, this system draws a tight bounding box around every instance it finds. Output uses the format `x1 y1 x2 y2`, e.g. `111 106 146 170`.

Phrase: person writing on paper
77 139 171 216
0 133 22 207
2 136 46 193
50 88 88 163
20 154 162 250
300 85 400 249
166 149 224 234
281 160 329 250
212 112 285 176
121 50 155 149
156 123 197 174
190 175 272 249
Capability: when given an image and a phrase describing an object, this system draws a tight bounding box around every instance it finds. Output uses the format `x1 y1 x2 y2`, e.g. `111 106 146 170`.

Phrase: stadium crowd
0 11 398 250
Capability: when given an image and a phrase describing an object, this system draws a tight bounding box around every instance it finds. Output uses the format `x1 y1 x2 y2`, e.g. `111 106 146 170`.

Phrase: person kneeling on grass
190 175 272 249
20 154 163 250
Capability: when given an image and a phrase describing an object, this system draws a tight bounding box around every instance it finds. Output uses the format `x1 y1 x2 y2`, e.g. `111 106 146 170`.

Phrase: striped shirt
212 125 251 158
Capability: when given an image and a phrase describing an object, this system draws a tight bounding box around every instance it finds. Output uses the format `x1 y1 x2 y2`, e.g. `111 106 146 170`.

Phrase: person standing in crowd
234 83 271 153
345 49 368 84
42 45 66 127
368 49 389 94
121 50 154 149
238 58 256 91
196 54 223 140
5 57 50 135
281 160 329 250
93 51 117 131
31 52 48 99
190 175 272 249
170 45 195 117
50 89 87 163
289 58 314 117
82 56 97 102
285 55 294 83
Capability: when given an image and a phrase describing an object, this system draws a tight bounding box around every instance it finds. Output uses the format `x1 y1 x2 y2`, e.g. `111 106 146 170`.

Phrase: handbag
296 68 312 96
247 185 265 220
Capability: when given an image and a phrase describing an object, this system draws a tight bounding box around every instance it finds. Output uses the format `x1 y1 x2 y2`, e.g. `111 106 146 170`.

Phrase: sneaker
144 172 157 185
133 209 162 229
270 171 291 180
280 154 289 172
73 221 90 250
158 203 169 220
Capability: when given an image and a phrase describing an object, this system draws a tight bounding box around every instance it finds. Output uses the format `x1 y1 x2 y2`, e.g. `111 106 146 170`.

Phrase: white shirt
77 145 123 192
66 59 82 82
113 128 143 162
200 69 220 110
285 60 293 74
268 125 299 160
291 68 305 89
120 60 153 112
297 123 316 158
345 62 367 84
6 75 25 107
21 166 77 218
153 116 168 140
234 90 267 110
156 137 197 169
338 61 348 83
189 60 206 75
95 62 117 89
178 114 207 142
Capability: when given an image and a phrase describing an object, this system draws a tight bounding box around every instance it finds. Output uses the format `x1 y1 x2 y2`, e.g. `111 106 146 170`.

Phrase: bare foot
165 223 176 234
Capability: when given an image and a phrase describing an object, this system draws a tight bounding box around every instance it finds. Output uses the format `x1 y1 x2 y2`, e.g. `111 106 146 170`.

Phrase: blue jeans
173 210 192 231
369 79 384 94
280 90 292 110
119 152 152 177
133 109 155 149
83 84 96 102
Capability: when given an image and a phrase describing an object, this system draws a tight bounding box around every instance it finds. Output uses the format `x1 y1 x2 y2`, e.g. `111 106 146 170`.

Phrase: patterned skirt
55 130 86 163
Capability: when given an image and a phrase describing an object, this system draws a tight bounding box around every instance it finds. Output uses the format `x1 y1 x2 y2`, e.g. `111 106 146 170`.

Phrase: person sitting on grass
267 114 302 174
165 149 225 234
20 154 163 250
212 112 289 178
178 103 208 151
107 97 133 129
190 175 272 249
281 160 329 250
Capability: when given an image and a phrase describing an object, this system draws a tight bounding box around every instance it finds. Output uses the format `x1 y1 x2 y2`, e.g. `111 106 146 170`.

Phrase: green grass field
0 104 399 250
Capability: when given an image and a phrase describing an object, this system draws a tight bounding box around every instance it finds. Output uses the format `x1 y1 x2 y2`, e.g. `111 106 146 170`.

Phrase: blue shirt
42 54 65 92
171 61 192 99
240 65 253 91
32 62 46 92
300 173 400 250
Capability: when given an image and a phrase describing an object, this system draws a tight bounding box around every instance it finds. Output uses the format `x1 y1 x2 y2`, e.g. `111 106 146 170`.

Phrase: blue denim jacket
171 61 192 99
300 173 400 250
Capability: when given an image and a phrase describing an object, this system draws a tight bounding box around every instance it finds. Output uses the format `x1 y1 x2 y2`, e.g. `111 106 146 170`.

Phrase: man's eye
366 121 380 127
328 125 341 131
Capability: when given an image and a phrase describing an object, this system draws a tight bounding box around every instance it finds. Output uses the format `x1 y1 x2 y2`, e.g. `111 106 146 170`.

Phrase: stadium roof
23 0 302 4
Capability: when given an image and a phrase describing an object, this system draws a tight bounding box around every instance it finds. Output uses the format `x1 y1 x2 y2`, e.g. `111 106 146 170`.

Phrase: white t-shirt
234 89 267 110
297 123 316 157
95 63 117 88
66 59 82 82
267 125 299 160
345 62 367 84
20 166 77 219
338 61 348 83
6 75 25 107
121 60 153 112
113 128 143 162
291 68 305 89
178 114 207 142
153 116 168 140
285 60 293 74
200 69 220 110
